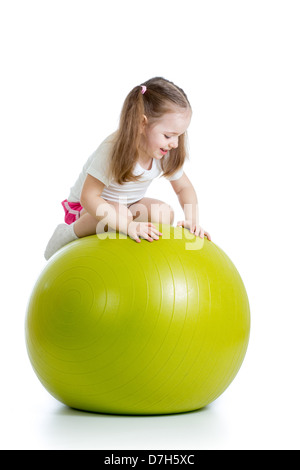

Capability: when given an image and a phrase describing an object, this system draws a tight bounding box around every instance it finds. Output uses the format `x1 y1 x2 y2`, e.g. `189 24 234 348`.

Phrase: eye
164 135 171 139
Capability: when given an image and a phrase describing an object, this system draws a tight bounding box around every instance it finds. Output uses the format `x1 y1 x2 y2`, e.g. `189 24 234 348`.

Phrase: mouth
160 148 168 156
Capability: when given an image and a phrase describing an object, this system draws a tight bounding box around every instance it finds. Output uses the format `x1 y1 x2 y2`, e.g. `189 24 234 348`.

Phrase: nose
169 137 179 149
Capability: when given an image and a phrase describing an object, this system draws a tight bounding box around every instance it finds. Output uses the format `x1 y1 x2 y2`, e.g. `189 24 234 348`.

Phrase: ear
140 114 148 133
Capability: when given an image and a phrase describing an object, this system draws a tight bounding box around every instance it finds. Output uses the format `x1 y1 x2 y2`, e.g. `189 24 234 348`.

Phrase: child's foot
44 223 78 260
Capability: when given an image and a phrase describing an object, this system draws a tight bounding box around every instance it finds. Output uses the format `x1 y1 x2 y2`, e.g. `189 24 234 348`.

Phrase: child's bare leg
45 202 131 260
74 202 134 238
129 197 175 225
44 197 174 260
73 210 100 238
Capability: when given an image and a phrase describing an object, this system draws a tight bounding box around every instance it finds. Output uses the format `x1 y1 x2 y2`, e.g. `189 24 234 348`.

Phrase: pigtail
109 87 145 184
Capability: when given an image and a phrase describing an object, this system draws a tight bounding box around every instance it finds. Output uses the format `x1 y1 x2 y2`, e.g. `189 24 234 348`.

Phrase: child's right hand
127 221 162 243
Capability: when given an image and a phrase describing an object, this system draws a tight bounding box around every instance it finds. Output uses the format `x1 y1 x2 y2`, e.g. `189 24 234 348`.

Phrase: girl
44 77 211 260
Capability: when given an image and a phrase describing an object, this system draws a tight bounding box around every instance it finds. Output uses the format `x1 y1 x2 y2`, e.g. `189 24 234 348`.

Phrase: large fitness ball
25 225 250 415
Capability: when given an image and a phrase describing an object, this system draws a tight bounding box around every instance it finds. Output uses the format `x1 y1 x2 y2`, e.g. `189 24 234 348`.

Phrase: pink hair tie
141 85 147 95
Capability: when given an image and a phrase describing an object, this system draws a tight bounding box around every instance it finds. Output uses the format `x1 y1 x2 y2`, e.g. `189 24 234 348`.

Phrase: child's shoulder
90 131 117 161
96 131 118 151
103 131 118 144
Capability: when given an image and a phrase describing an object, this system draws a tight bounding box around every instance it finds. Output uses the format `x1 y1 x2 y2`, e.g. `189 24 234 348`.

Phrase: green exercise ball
25 225 250 415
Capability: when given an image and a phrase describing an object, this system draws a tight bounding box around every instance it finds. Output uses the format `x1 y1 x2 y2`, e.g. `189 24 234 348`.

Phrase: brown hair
109 77 191 184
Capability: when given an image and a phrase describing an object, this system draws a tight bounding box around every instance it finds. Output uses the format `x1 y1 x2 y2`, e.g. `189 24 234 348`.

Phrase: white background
1 0 299 450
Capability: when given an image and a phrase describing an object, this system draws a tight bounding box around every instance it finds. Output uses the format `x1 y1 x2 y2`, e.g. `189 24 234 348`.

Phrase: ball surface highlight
25 225 250 415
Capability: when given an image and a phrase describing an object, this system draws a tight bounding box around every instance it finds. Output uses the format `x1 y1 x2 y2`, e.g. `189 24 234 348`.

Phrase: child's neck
138 150 153 170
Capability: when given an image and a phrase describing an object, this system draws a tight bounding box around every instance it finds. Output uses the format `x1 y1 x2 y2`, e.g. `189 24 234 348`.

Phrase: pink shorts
61 199 83 225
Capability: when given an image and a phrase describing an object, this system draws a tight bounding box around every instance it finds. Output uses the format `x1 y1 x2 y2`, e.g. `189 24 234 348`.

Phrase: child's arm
170 173 211 240
80 175 160 242
80 175 129 234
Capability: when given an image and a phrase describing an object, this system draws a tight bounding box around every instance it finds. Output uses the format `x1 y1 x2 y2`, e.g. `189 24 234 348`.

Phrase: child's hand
177 220 211 241
127 221 163 243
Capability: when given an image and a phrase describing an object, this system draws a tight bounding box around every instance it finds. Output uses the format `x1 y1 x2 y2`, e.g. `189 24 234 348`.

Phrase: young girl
44 77 211 260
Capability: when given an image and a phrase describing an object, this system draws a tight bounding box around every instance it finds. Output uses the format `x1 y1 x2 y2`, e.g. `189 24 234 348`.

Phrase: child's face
140 108 192 161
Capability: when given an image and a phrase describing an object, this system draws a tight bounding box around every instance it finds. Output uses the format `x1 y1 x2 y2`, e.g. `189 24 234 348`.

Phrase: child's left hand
177 220 212 241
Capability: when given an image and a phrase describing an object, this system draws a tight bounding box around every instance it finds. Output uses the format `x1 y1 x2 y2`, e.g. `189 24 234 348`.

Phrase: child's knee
151 203 174 225
130 202 148 222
